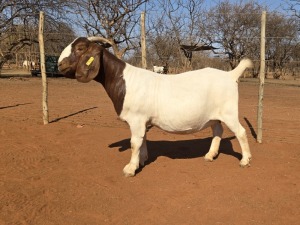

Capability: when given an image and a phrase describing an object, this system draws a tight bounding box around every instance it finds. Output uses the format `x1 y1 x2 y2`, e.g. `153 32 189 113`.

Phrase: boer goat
58 37 253 177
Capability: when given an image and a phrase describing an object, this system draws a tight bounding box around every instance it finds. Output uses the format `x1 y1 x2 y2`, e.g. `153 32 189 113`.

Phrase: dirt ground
0 75 300 225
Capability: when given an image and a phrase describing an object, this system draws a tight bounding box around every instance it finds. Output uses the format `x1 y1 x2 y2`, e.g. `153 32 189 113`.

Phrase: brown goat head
58 37 102 83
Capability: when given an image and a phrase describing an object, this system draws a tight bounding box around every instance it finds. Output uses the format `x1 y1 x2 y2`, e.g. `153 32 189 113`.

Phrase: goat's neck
94 49 126 115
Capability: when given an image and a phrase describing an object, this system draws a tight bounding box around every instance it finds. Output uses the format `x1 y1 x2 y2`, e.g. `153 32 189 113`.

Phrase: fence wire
1 11 299 146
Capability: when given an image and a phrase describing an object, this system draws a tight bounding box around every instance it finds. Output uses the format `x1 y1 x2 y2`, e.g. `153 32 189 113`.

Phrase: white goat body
23 60 35 69
122 63 249 134
153 65 164 74
58 37 253 177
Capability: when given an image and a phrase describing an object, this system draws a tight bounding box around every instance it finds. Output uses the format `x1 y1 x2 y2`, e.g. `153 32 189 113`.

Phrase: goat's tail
231 58 253 81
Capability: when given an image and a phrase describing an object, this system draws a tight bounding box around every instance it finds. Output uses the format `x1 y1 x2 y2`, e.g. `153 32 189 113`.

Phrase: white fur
22 60 35 69
153 66 164 73
121 62 252 133
120 60 253 176
58 44 72 63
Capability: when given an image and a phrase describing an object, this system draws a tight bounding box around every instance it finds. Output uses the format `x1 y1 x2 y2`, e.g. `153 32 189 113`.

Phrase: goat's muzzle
58 60 76 79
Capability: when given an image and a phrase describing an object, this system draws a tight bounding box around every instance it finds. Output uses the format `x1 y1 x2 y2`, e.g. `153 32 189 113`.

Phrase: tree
69 0 148 59
0 0 75 70
147 15 179 68
287 0 300 19
265 13 299 78
200 0 262 69
148 0 209 69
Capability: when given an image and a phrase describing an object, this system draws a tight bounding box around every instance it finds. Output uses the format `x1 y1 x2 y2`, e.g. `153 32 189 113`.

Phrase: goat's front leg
123 122 146 177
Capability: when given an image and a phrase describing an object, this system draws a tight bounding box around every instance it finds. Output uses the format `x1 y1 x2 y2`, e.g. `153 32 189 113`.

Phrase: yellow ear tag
86 57 94 66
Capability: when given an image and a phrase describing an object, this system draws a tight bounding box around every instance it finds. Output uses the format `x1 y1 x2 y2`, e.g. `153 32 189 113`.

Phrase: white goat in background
22 60 35 69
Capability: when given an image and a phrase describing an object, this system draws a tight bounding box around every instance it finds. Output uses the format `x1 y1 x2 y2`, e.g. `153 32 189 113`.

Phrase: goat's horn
88 36 113 45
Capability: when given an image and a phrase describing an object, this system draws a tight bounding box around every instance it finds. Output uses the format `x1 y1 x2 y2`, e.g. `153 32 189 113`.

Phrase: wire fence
3 51 299 78
1 10 299 145
1 11 299 78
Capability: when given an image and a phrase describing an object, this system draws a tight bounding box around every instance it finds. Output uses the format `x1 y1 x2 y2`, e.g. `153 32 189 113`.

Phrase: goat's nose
58 59 66 67
57 61 65 72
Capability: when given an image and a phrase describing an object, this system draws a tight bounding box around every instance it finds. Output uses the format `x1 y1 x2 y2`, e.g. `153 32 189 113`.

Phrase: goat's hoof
123 163 138 177
204 153 216 162
240 158 251 167
204 156 213 162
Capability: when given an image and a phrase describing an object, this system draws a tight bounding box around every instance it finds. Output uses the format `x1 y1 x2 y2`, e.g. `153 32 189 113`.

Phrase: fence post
257 11 266 143
141 11 147 69
38 11 49 124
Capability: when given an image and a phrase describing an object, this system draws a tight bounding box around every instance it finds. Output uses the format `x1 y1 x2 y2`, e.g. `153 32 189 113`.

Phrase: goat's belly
151 118 217 134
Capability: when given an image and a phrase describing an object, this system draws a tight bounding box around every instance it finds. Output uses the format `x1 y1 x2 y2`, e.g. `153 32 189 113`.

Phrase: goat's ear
75 44 101 83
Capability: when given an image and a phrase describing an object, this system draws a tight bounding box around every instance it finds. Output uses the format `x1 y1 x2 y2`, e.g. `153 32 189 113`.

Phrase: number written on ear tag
86 57 94 66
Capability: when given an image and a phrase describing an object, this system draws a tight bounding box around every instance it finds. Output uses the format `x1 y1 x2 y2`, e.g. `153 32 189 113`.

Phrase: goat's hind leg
225 120 252 167
236 124 252 167
204 121 223 162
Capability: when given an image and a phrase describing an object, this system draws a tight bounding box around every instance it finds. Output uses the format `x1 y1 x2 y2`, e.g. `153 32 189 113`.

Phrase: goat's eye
74 43 88 56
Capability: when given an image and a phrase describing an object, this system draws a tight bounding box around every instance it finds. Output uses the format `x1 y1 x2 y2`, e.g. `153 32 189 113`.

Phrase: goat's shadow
51 107 98 123
109 136 242 174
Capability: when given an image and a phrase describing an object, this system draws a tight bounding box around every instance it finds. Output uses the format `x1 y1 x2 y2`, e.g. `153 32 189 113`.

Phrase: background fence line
1 10 299 145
